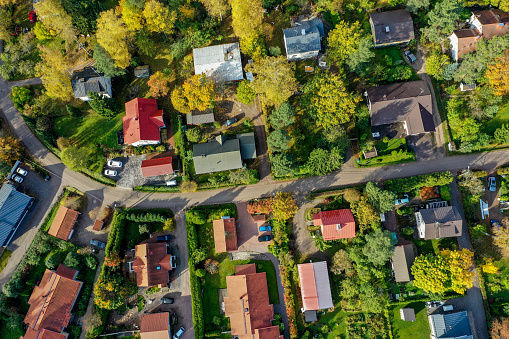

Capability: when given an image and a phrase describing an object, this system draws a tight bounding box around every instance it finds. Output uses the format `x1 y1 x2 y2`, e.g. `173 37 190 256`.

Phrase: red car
29 11 36 23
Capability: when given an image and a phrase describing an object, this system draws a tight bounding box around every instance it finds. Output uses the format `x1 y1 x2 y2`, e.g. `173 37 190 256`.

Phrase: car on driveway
259 225 271 232
108 159 123 168
157 235 174 242
16 167 28 176
225 117 238 126
104 169 118 176
90 239 106 248
173 327 185 339
12 174 23 183
404 50 416 63
489 176 497 191
395 194 409 206
258 235 272 242
29 11 36 23
161 297 174 304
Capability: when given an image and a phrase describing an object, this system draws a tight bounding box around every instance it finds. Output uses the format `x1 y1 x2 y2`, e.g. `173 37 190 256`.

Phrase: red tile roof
141 157 174 177
254 327 283 339
123 98 165 145
313 209 356 240
213 218 238 253
224 264 279 337
252 214 266 223
22 328 68 339
55 264 78 280
48 206 79 241
140 313 170 339
23 265 82 334
92 219 104 231
133 243 171 287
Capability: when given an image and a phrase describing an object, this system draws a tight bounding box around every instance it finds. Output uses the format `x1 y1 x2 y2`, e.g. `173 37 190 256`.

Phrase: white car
16 167 28 176
173 327 185 339
166 180 178 186
107 160 123 168
12 174 23 183
104 169 118 176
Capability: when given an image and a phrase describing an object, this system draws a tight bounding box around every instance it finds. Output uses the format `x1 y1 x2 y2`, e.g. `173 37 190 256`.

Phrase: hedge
186 212 204 339
384 171 453 195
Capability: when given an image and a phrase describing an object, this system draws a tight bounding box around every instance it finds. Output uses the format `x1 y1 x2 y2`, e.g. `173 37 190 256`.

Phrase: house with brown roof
140 312 171 339
252 214 266 224
313 209 356 241
415 205 463 240
48 206 80 241
366 81 435 138
450 9 509 61
213 218 238 253
369 9 415 48
224 264 282 339
297 261 334 315
391 244 416 283
22 265 83 339
123 98 165 147
141 156 180 178
132 242 175 287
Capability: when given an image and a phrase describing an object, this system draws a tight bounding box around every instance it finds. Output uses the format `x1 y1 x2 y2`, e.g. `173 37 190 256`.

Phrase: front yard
359 137 416 167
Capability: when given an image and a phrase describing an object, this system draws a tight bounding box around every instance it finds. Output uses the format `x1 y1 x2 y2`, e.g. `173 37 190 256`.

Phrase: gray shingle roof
186 109 215 125
134 65 150 78
192 136 243 174
392 244 415 283
283 18 324 55
71 67 110 99
429 311 473 339
236 132 257 159
369 9 415 46
0 184 35 247
400 308 416 321
420 206 463 240
193 43 243 83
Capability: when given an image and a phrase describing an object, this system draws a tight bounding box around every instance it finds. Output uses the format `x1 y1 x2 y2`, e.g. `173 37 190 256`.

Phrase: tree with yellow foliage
272 192 298 221
199 0 229 19
245 56 298 106
96 9 131 68
486 49 509 96
231 0 263 39
240 31 266 60
93 274 137 310
34 0 77 43
327 20 362 65
143 0 176 34
171 74 214 113
36 45 74 101
120 0 144 31
0 137 23 165
482 261 499 274
493 224 509 257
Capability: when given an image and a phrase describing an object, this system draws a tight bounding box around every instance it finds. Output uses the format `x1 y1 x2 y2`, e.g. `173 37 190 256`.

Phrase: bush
196 268 206 278
498 167 509 175
186 209 207 224
64 251 81 269
186 128 201 142
163 218 175 232
66 105 81 118
45 251 61 270
440 185 452 201
10 86 32 110
268 46 281 56
402 227 415 236
396 206 413 215
85 255 98 270
236 80 256 105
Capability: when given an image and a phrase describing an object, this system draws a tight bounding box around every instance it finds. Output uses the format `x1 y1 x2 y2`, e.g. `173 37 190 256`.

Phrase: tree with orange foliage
247 199 273 214
486 49 509 96
492 318 509 339
148 71 172 98
104 251 122 267
171 74 214 113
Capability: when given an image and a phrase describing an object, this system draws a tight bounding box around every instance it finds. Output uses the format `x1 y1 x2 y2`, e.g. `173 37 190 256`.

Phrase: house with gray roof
186 108 215 125
71 67 112 101
429 311 472 339
0 183 35 248
369 9 415 48
415 205 463 240
192 133 256 174
391 244 415 283
193 43 243 83
366 80 435 138
283 18 324 61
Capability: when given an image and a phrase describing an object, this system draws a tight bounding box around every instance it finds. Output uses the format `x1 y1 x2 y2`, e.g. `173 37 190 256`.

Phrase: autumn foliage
104 251 121 267
148 71 172 98
491 318 509 339
486 49 509 96
247 199 273 214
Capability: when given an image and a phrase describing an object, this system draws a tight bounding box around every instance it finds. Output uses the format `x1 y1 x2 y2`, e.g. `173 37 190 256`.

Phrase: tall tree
93 45 126 77
405 0 430 13
35 0 77 43
143 0 176 34
270 153 295 177
426 52 450 80
423 0 463 43
171 74 214 113
96 9 131 68
230 0 263 39
346 37 375 74
364 182 397 214
36 45 74 101
245 56 298 106
493 225 509 258
350 196 380 232
271 192 298 221
0 137 23 165
458 169 484 196
199 0 230 19
148 71 172 98
267 130 291 152
327 20 362 65
121 0 145 31
270 102 295 129
486 49 509 96
363 229 394 266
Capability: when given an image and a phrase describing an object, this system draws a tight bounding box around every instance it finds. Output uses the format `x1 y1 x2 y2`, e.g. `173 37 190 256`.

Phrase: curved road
1 72 503 338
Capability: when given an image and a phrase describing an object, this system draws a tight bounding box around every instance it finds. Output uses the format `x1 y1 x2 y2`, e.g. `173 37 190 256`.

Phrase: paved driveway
407 134 439 160
236 202 271 252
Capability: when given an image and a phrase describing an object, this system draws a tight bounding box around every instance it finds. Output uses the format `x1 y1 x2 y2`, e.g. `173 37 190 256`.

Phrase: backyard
389 302 430 339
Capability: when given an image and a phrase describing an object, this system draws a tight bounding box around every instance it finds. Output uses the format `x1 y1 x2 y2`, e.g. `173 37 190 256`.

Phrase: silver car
104 169 118 176
12 174 23 183
107 159 123 168
16 167 28 176
489 176 497 192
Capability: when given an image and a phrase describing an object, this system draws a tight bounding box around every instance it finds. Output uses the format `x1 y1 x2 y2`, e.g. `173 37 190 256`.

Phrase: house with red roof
141 156 180 177
313 209 356 241
140 312 171 339
132 242 175 287
123 98 165 147
213 218 238 253
22 265 83 339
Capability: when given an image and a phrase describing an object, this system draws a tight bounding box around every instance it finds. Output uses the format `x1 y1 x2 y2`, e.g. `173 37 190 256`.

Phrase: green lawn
414 238 458 256
389 302 430 339
0 249 12 273
308 307 347 338
485 100 509 134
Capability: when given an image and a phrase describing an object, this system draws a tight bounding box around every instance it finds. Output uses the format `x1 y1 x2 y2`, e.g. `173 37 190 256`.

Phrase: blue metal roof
429 311 473 339
0 184 35 247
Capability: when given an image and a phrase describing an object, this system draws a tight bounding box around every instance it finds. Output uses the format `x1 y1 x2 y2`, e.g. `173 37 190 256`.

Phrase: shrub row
125 212 167 222
186 211 204 339
384 171 453 194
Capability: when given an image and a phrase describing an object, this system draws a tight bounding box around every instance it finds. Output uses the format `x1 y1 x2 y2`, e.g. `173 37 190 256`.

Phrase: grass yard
359 138 416 167
389 301 430 339
307 307 348 338
262 11 290 55
125 220 164 248
139 43 174 73
485 100 509 135
414 238 458 256
0 249 12 273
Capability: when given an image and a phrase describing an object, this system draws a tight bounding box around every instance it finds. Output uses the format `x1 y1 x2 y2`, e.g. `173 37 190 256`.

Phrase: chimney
301 29 306 35
385 26 390 33
383 94 387 100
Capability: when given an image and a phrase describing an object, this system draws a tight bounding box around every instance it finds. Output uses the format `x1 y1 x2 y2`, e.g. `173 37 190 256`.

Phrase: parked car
29 11 36 23
489 176 497 192
166 180 178 186
404 50 416 63
161 297 174 304
395 194 409 206
104 169 118 176
90 239 106 248
259 225 271 232
108 159 123 168
16 167 28 176
225 117 238 126
12 174 23 183
258 235 272 242
157 235 174 242
443 305 454 311
173 327 185 339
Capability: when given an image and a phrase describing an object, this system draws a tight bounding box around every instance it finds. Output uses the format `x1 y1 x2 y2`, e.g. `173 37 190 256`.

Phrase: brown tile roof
140 313 170 339
419 206 463 240
235 263 257 276
92 219 104 231
472 9 509 26
254 327 283 339
22 328 68 339
55 264 78 280
23 265 82 334
297 262 333 311
141 157 175 177
213 218 238 253
48 206 79 241
369 9 415 46
313 209 356 240
367 81 435 135
132 243 171 287
392 244 415 283
452 29 480 60
224 264 275 337
252 214 266 224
